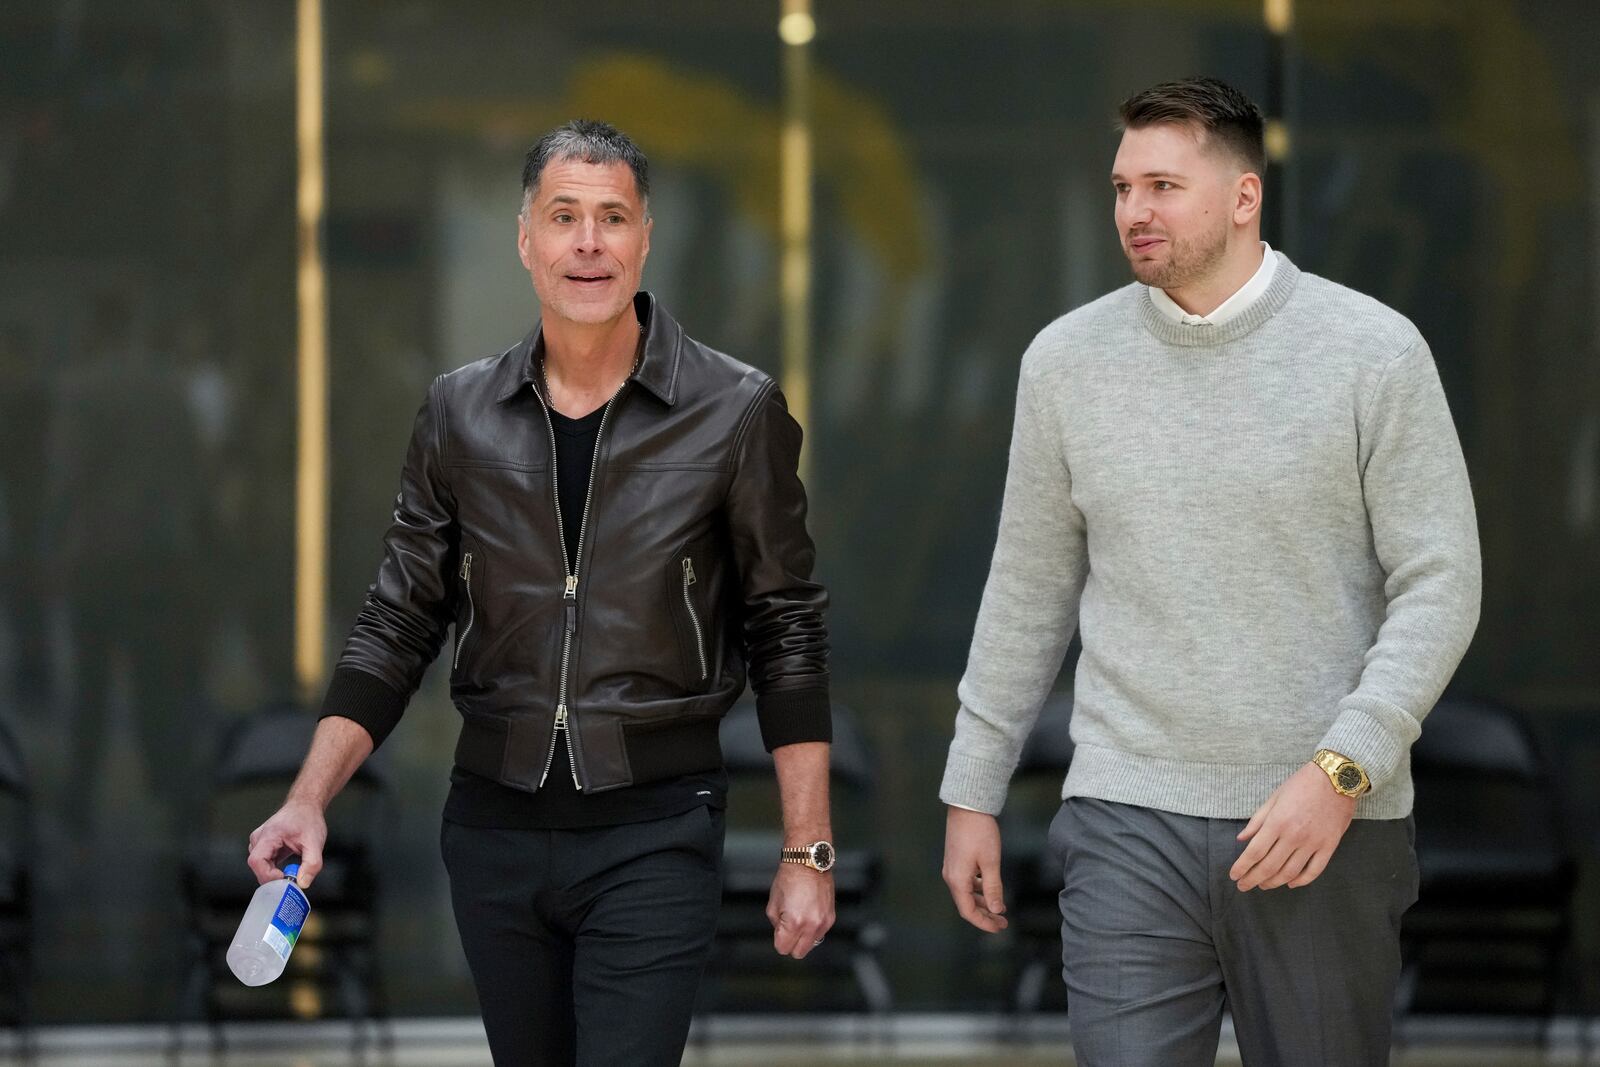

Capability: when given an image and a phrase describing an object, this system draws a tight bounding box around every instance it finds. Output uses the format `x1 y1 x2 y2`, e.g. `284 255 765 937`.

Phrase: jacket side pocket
668 537 714 692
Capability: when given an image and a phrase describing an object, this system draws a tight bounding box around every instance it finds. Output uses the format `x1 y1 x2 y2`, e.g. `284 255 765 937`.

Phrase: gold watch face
811 842 835 871
1335 764 1364 793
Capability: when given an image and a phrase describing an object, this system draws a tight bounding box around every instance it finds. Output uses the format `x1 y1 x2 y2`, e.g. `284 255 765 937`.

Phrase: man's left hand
767 862 835 960
1230 761 1357 891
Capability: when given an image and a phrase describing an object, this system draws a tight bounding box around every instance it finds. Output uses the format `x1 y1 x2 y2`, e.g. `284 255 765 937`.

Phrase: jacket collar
494 291 682 406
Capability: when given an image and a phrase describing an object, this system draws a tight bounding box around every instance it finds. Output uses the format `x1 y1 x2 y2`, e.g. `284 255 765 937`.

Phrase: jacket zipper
681 557 707 682
452 551 475 670
536 383 625 790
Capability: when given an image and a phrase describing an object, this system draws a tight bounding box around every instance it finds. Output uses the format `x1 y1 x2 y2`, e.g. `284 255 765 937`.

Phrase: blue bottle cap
283 863 301 880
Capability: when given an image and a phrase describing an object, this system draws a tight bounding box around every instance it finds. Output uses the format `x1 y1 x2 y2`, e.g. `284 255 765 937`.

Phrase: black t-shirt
444 401 727 829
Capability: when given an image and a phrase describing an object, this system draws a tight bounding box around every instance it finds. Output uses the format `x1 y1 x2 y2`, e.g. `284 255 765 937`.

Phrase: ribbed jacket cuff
320 667 406 750
1318 698 1414 791
939 748 1014 816
756 686 832 751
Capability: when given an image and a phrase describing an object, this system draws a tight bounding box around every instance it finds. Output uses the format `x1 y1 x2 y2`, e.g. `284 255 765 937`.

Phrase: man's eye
1155 182 1174 191
554 213 573 223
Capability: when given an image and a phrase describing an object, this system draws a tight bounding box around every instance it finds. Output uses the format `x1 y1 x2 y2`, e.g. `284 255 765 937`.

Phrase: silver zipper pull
682 557 696 585
555 704 568 729
564 575 578 599
460 552 473 581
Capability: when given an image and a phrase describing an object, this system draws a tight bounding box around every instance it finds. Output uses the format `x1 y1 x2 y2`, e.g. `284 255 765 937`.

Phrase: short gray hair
520 119 651 219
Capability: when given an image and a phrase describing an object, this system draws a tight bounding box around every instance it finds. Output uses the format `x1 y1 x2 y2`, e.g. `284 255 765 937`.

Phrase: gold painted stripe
295 0 329 702
779 0 814 484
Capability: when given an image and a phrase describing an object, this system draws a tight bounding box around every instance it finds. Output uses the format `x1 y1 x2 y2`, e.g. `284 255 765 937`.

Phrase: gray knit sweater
940 254 1480 821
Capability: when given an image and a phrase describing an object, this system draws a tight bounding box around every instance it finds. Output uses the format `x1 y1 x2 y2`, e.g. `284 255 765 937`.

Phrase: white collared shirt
1149 242 1276 326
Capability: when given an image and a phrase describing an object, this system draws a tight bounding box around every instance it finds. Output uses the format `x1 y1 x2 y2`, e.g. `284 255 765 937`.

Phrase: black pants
441 805 725 1067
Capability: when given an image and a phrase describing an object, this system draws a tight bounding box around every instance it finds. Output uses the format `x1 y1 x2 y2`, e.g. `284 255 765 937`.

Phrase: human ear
1234 172 1263 226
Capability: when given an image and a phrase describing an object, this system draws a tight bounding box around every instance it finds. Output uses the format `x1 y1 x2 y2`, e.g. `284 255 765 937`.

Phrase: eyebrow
546 195 633 211
1109 171 1186 181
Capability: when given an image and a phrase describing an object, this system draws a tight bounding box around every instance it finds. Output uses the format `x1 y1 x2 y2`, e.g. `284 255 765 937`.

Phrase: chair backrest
201 700 392 855
0 714 26 801
0 712 30 899
1410 696 1571 861
1016 691 1074 774
1412 697 1544 781
719 699 874 791
212 700 391 793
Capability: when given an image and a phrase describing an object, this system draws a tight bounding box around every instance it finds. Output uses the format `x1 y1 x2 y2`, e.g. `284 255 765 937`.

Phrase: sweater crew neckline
1137 252 1301 348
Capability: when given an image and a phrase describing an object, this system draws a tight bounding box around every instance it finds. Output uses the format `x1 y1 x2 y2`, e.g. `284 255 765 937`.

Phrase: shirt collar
1149 242 1276 327
493 291 682 406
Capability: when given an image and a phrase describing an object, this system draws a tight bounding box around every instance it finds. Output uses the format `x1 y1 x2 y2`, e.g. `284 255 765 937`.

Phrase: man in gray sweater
939 77 1480 1065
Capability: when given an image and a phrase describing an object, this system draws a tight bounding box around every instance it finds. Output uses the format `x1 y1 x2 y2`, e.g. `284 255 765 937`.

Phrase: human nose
573 217 603 254
1121 190 1153 226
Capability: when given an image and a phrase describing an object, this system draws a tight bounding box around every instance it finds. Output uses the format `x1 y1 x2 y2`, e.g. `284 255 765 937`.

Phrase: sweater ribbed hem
1062 743 1414 820
320 667 406 750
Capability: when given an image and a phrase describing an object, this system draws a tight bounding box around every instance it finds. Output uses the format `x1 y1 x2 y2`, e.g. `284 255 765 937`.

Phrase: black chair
0 713 34 1057
175 700 392 1050
1398 697 1578 1039
702 699 892 1014
999 690 1074 1016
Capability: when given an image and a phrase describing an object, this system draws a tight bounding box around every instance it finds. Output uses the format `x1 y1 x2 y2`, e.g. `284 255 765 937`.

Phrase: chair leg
11 947 38 1065
1014 957 1049 1017
1390 956 1420 1051
368 955 394 1051
335 957 368 1052
850 947 893 1015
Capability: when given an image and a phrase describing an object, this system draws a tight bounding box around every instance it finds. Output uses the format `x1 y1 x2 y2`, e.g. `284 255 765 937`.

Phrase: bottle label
260 883 310 962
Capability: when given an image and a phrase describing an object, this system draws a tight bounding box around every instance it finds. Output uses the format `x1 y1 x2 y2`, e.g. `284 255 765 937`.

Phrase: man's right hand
942 805 1008 933
247 799 327 889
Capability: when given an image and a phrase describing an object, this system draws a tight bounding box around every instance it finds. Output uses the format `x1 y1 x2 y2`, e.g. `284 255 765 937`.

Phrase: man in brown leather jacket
247 120 835 1066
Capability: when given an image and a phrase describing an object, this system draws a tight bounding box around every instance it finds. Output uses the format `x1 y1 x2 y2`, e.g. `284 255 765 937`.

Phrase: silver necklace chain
541 321 644 412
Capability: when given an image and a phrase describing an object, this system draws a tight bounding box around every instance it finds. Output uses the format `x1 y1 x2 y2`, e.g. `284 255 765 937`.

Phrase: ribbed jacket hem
756 686 832 750
320 667 406 750
1062 743 1414 820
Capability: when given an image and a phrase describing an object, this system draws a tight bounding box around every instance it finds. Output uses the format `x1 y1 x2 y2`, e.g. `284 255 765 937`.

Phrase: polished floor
2 1015 1596 1067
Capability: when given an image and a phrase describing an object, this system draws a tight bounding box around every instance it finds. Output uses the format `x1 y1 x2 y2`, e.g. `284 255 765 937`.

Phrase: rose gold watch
779 841 835 872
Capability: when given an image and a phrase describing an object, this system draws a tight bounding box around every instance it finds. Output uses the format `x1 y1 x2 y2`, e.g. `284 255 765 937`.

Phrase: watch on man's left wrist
1313 749 1371 798
780 840 835 873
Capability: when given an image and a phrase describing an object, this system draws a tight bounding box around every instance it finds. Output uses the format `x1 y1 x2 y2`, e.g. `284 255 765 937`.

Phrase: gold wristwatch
1314 749 1371 798
780 841 835 872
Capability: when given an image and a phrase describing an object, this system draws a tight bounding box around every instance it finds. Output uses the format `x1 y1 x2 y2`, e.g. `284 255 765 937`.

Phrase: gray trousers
1051 797 1418 1067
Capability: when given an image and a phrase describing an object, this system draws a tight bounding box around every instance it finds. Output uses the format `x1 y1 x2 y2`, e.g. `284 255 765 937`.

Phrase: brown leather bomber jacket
320 292 831 793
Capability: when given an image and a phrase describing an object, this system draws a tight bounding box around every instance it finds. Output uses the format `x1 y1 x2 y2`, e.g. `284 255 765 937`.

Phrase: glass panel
0 0 1595 1024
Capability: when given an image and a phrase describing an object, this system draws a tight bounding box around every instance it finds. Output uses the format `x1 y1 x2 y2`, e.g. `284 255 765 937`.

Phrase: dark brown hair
1118 77 1266 176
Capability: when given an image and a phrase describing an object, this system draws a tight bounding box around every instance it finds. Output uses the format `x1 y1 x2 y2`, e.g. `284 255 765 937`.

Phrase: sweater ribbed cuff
938 748 1015 816
756 685 832 751
320 667 407 750
1317 698 1415 791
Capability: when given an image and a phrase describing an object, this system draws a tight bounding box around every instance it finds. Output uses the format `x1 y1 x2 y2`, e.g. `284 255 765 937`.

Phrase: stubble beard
543 292 630 326
537 270 634 327
1127 221 1230 291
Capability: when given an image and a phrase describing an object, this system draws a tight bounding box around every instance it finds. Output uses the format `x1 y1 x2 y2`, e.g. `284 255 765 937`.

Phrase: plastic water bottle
226 862 312 987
